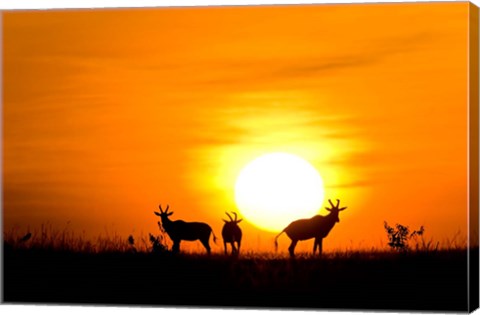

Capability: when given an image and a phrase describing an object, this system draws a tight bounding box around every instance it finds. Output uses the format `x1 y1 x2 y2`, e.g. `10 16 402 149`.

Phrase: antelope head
223 212 242 225
325 199 347 222
154 204 174 221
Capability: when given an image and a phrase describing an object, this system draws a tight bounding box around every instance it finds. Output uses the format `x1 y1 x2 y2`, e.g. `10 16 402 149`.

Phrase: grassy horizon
3 222 472 256
4 231 474 312
4 220 477 312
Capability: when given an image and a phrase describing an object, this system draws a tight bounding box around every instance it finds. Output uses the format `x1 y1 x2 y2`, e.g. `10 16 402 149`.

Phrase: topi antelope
154 204 217 254
275 199 347 257
222 212 243 255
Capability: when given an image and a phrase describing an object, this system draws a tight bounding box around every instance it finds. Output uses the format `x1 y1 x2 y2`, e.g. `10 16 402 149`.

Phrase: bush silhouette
384 221 425 251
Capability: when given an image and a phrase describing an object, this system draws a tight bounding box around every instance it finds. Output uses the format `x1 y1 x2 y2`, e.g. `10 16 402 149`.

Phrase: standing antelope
154 204 217 254
222 212 243 255
275 199 347 257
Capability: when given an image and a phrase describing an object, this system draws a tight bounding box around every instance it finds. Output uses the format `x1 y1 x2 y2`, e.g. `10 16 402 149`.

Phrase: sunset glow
3 3 473 252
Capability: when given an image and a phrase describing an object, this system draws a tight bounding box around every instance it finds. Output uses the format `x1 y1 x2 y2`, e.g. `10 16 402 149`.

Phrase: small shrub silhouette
384 221 426 252
128 235 134 245
149 233 168 253
148 222 170 254
127 235 137 253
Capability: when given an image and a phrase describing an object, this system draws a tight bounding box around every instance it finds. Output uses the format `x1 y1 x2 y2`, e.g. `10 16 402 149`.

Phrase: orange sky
3 2 475 252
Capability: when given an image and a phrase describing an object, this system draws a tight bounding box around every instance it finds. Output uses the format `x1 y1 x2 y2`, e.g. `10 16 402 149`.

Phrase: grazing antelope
222 212 243 255
275 199 347 257
154 205 217 254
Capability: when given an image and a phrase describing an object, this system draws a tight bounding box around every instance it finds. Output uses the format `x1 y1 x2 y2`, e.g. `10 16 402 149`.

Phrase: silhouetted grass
3 228 476 311
3 224 157 253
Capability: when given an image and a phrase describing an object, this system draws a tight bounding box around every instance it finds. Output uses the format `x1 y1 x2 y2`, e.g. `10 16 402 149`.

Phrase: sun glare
234 152 325 232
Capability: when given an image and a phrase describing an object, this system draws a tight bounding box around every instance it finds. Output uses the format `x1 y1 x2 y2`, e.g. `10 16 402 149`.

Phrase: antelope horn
328 199 335 208
165 204 169 212
225 212 234 222
159 205 163 213
336 199 340 208
232 212 238 222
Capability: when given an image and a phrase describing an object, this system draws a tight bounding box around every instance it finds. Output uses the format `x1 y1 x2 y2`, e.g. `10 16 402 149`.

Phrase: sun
234 152 324 232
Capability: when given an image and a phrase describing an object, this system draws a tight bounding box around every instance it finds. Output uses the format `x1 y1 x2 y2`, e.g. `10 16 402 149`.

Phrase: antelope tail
211 230 218 244
274 229 285 252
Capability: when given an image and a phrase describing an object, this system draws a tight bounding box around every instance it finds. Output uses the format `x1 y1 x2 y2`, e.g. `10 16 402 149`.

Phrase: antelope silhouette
154 204 217 254
222 212 243 255
275 199 347 257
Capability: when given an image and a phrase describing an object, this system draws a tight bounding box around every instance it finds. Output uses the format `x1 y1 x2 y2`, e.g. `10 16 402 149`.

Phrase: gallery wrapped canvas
2 1 479 312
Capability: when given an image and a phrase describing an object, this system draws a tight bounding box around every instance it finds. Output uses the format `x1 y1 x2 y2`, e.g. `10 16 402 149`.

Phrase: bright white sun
234 152 324 232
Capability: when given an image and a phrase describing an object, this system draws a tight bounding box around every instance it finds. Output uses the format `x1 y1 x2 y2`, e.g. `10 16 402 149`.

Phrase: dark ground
3 247 477 312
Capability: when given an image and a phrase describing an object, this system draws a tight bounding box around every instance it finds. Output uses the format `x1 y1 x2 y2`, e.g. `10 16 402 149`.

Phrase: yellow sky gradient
3 3 474 252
